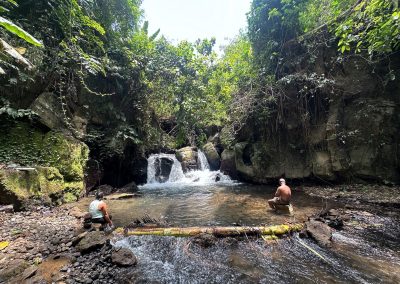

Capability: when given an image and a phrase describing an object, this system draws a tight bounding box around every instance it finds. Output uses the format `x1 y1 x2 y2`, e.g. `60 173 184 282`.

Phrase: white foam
142 152 236 189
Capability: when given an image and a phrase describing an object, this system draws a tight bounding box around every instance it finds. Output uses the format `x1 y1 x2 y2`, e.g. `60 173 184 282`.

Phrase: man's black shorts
91 215 112 225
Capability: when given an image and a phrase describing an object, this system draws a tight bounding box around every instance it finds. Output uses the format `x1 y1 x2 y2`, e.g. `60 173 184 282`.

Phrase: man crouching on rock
268 178 291 210
89 192 114 230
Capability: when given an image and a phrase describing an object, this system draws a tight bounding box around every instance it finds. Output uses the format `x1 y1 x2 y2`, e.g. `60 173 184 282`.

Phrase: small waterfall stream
197 150 210 170
146 153 185 184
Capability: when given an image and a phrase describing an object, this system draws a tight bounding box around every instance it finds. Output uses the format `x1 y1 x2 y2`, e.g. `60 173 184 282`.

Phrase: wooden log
123 224 303 238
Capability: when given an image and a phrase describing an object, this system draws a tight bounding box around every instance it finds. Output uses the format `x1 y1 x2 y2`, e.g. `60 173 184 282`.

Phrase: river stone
18 265 38 281
94 184 114 196
305 220 332 247
192 233 217 248
69 206 86 218
220 149 238 179
75 231 107 253
116 181 139 193
111 247 137 266
202 142 221 171
176 147 199 172
155 157 174 183
0 204 14 213
0 259 29 283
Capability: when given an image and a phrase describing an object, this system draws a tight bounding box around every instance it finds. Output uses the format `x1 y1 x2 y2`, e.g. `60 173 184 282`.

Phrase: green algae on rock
0 120 89 208
0 167 63 209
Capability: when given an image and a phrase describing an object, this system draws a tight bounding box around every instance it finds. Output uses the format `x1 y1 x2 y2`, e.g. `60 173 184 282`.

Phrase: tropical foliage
0 0 398 149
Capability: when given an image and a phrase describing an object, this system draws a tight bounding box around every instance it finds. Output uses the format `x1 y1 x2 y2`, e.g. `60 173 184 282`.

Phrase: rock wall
227 38 400 184
0 118 89 209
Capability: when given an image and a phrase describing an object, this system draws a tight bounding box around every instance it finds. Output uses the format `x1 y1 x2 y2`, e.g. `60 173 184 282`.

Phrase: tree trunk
123 224 303 237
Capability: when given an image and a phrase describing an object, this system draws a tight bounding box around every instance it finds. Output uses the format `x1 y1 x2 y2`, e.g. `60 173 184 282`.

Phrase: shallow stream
77 154 400 283
77 182 400 283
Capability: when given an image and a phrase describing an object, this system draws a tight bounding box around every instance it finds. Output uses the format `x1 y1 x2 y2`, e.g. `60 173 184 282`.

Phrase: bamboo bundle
123 224 303 237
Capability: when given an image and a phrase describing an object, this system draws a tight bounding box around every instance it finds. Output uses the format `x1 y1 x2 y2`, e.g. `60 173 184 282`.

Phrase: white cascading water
197 150 210 170
146 153 185 183
142 150 234 188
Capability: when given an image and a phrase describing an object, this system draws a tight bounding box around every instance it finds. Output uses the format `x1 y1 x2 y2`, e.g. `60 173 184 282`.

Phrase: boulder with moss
0 119 89 208
0 167 64 209
202 142 220 171
176 147 198 172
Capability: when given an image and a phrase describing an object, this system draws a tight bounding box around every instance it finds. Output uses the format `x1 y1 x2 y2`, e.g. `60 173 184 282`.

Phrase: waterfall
143 151 234 188
197 150 210 170
146 154 185 184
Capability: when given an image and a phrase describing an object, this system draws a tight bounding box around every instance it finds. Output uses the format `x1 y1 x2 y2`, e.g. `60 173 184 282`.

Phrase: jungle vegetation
0 0 398 148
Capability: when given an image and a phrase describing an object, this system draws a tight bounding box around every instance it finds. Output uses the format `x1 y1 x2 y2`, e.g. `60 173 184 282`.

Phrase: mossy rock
202 142 220 170
176 147 198 172
0 167 65 209
42 132 89 182
0 121 89 181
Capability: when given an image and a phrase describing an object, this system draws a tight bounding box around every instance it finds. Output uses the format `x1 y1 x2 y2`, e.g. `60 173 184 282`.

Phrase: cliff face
230 36 400 184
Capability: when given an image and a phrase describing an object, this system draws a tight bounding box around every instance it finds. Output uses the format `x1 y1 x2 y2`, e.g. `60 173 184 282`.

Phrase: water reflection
76 184 400 283
77 184 332 227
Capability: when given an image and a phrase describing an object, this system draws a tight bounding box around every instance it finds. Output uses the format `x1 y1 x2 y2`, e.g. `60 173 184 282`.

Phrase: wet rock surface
202 142 221 171
192 233 217 248
176 146 199 172
75 231 107 253
111 247 137 266
302 184 400 208
305 220 333 247
0 207 134 283
154 157 174 183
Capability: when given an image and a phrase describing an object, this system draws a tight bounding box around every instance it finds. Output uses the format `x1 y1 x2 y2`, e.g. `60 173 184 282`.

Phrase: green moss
0 121 45 166
36 167 64 195
63 192 78 203
42 132 89 182
0 120 89 206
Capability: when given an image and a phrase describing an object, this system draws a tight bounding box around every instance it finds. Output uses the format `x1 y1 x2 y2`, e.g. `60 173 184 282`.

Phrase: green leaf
0 16 43 46
0 38 33 68
0 6 10 13
5 0 18 6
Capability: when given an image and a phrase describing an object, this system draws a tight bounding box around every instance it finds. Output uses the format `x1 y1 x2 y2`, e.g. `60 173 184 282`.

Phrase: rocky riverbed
302 184 400 209
1 184 399 283
0 206 135 284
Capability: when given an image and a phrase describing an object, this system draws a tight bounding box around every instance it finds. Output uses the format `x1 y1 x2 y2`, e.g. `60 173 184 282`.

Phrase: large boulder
117 181 139 193
0 120 89 207
0 167 65 210
30 92 64 130
220 150 238 179
154 156 174 183
176 147 198 172
234 141 311 183
234 143 255 180
202 142 221 170
0 259 29 283
305 220 332 247
111 247 137 266
75 231 107 253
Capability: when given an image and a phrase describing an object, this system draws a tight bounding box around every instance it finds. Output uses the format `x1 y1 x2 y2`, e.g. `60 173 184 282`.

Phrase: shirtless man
89 192 114 229
268 178 292 210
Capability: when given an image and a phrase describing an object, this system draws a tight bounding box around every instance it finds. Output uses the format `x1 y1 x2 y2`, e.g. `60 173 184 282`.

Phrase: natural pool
77 183 400 283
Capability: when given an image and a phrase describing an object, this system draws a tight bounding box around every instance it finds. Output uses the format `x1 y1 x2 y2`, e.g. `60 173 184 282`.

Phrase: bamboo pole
122 224 303 238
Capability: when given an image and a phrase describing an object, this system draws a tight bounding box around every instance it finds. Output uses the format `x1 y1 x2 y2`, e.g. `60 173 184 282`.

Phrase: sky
141 0 252 51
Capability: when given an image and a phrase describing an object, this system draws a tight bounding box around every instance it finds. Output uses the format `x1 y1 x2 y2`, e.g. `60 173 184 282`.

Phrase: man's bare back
276 184 291 202
268 178 291 209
